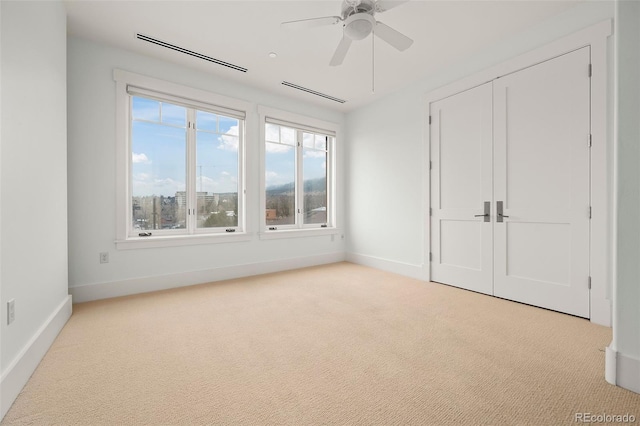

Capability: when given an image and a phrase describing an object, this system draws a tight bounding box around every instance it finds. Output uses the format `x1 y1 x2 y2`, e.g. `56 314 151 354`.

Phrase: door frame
423 20 613 326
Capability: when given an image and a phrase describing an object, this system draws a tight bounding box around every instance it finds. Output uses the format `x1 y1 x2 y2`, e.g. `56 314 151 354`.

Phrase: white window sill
116 232 252 250
258 227 340 240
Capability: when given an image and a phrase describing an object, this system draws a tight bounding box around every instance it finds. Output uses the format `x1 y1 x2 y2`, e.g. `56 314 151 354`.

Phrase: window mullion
186 108 197 233
237 121 245 231
127 96 134 237
328 137 334 227
296 131 304 228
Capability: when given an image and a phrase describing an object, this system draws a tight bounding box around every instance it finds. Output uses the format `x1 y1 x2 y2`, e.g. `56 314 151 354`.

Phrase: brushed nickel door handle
496 201 509 222
475 201 490 222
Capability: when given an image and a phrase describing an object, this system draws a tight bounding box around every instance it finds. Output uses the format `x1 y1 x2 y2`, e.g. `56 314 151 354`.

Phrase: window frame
258 106 339 239
114 70 250 249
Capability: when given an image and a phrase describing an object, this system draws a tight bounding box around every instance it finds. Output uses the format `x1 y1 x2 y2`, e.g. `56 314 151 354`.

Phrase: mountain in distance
266 177 326 195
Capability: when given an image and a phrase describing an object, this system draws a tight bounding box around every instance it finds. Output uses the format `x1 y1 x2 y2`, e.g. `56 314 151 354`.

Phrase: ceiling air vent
281 81 346 104
136 34 248 73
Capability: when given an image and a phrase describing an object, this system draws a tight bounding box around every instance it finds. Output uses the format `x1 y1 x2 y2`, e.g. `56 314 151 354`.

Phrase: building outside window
259 107 337 236
115 70 248 248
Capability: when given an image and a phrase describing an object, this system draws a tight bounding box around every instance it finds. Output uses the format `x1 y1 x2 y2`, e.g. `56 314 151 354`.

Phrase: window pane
219 116 239 136
161 103 186 127
266 142 295 226
131 121 186 231
303 148 327 225
266 123 280 142
132 97 160 122
315 134 327 150
196 110 217 132
281 126 295 146
303 132 314 148
196 131 239 228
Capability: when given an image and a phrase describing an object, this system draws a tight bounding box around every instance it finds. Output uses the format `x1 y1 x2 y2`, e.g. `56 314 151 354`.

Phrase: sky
131 96 328 198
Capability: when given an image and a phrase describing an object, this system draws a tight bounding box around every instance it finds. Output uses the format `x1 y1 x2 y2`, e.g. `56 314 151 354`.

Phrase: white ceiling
64 0 582 112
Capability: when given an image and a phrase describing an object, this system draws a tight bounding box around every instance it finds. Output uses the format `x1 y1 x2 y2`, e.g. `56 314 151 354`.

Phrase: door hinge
428 115 432 125
429 252 433 262
429 207 433 216
588 134 592 148
588 64 592 77
429 161 432 170
589 206 592 219
588 276 592 290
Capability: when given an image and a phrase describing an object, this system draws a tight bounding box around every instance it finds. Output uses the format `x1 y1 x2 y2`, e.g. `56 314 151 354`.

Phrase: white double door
430 47 591 318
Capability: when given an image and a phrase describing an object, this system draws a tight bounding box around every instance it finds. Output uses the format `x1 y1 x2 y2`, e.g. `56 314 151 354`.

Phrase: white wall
0 0 71 417
608 0 640 394
67 37 346 300
345 1 614 276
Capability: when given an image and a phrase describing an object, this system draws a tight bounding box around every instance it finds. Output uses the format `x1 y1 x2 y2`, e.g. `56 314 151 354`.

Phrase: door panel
430 83 493 295
493 47 591 318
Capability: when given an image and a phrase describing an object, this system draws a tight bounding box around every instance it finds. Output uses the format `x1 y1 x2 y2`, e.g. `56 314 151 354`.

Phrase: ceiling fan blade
329 36 353 66
375 0 409 13
374 21 413 51
281 16 342 30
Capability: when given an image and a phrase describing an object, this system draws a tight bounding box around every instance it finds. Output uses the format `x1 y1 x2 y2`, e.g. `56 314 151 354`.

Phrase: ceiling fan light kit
344 13 375 40
281 0 412 67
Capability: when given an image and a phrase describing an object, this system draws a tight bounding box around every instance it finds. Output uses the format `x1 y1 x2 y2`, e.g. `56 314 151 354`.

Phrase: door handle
475 201 490 222
496 201 509 222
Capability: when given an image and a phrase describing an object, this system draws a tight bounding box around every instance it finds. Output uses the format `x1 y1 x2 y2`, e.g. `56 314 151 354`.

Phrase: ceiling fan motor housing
343 13 375 40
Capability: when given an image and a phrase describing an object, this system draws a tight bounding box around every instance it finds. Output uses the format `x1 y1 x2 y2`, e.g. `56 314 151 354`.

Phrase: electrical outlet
7 299 15 325
99 252 109 264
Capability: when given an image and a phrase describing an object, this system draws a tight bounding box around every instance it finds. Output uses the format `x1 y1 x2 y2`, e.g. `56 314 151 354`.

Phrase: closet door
430 83 493 295
493 47 591 318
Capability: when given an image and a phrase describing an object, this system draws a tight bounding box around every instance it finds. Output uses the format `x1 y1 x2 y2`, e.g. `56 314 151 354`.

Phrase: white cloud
217 126 239 152
196 173 237 194
303 150 325 159
266 170 293 187
266 171 278 182
134 172 151 180
132 152 151 164
132 174 185 197
266 143 293 154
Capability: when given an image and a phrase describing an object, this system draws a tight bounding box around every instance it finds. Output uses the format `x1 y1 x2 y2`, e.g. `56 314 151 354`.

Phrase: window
259 107 337 237
115 70 249 248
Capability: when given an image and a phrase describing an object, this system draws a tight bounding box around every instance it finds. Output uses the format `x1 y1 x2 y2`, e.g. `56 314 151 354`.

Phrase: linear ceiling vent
136 34 248 73
281 81 346 104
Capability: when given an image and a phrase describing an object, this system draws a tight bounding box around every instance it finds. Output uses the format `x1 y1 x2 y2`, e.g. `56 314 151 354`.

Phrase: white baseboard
616 351 640 394
346 252 427 281
70 252 346 303
1 295 73 419
605 345 617 385
605 346 640 394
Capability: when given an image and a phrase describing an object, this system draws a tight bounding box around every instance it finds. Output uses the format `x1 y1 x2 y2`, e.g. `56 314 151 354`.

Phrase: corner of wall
1 296 72 419
346 252 427 281
606 346 640 394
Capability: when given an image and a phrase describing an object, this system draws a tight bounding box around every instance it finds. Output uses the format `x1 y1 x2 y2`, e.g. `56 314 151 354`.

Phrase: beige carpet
2 262 639 425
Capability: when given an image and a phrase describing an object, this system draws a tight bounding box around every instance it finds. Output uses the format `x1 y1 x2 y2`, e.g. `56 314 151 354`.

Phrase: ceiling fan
281 0 413 67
